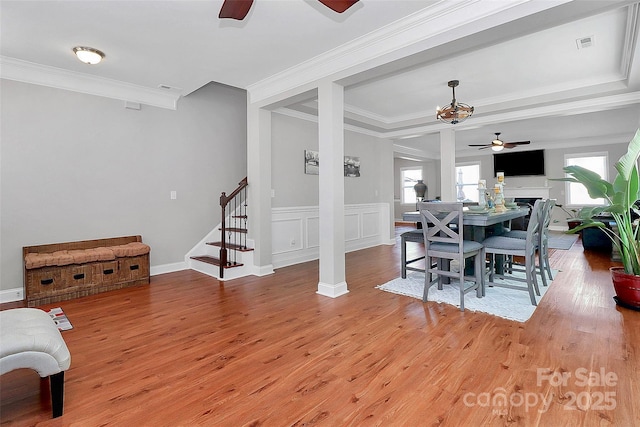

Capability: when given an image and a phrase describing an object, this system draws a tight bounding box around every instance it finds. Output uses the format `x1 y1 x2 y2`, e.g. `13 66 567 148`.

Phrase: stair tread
190 255 244 268
220 227 248 233
206 242 254 252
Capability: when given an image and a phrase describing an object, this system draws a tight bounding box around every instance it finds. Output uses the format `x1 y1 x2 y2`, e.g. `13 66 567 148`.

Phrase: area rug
547 231 579 250
46 307 73 331
376 271 555 322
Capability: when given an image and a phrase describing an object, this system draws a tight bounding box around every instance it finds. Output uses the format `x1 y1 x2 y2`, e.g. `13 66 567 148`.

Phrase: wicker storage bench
23 236 150 307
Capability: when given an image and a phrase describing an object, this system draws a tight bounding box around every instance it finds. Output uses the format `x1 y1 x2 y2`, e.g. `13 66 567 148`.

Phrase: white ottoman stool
0 308 71 418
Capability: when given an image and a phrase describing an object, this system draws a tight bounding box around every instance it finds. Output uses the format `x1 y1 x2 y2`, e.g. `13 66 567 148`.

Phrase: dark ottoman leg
50 371 65 418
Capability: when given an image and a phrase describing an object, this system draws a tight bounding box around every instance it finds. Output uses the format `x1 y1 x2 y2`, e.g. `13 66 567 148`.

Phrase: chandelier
436 80 474 125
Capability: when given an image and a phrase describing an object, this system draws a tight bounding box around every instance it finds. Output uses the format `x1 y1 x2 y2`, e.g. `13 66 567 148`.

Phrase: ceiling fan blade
219 0 254 20
503 141 531 148
479 146 492 150
318 0 359 13
468 144 490 147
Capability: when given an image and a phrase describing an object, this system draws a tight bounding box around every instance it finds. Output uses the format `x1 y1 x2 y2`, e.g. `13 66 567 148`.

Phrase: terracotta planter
567 219 582 230
610 267 640 310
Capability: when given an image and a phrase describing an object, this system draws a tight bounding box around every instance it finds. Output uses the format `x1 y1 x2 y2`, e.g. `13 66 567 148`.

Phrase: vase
610 267 640 311
414 180 427 200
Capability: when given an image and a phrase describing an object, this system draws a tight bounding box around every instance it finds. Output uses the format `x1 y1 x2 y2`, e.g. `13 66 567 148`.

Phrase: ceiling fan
219 0 359 20
469 132 530 151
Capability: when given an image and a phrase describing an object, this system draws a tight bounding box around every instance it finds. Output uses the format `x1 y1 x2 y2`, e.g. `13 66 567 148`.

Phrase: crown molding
392 143 440 160
276 96 637 158
344 74 628 129
273 107 383 139
247 0 569 106
382 91 640 139
285 90 640 140
0 56 181 110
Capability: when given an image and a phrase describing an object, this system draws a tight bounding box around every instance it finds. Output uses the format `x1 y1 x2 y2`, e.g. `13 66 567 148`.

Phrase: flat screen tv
493 149 545 177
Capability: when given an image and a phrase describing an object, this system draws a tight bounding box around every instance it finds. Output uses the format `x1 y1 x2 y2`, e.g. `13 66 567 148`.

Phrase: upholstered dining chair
482 199 543 306
418 202 485 311
504 199 555 286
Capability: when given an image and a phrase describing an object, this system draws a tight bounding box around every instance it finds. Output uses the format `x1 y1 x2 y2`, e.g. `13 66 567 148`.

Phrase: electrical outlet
170 191 177 200
290 238 296 246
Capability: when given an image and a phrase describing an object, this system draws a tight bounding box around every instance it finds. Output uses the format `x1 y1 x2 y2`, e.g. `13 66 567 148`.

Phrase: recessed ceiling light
72 46 105 65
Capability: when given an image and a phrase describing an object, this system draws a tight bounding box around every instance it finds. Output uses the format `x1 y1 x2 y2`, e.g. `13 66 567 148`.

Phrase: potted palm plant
555 204 582 230
555 128 640 310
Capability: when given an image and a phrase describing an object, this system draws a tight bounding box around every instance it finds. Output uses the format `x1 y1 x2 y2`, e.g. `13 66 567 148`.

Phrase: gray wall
271 112 390 208
1 79 247 291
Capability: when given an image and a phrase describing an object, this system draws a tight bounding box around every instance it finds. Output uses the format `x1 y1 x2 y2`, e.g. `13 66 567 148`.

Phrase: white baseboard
150 261 188 276
0 262 184 304
317 281 349 298
251 264 275 276
0 287 24 303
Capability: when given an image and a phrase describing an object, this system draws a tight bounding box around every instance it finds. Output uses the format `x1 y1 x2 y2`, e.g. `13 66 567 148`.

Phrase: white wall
0 79 247 291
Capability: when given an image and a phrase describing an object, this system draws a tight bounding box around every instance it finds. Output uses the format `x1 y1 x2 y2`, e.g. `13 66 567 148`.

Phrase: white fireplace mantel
503 186 551 199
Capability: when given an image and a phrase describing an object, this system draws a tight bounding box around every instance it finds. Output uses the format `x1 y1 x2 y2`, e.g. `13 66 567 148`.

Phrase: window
455 163 481 202
564 153 608 205
401 168 422 204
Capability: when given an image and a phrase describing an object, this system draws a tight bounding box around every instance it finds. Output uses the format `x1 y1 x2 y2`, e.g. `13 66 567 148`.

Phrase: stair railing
219 177 248 278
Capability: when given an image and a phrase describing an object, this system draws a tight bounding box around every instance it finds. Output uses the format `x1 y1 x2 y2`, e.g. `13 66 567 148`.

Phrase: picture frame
344 156 360 177
304 150 319 175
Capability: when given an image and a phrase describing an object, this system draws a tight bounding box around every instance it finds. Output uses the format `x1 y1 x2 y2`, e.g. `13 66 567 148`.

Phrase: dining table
402 206 530 275
402 206 529 240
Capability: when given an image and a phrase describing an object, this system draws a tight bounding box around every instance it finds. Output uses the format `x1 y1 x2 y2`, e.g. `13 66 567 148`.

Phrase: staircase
187 177 254 280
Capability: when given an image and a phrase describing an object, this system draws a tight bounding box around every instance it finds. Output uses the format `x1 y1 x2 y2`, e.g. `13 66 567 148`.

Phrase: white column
379 138 396 243
439 128 456 202
247 103 274 276
317 81 348 298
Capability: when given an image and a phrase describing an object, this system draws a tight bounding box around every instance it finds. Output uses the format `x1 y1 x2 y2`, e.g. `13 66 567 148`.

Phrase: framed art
304 150 319 175
344 156 360 177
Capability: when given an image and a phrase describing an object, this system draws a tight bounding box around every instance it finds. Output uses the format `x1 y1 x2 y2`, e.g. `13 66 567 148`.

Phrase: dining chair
538 199 555 283
401 229 425 278
482 199 543 306
418 202 485 311
504 199 555 286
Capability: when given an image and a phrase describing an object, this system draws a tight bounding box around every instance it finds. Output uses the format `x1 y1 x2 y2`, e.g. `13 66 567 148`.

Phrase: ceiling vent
576 36 594 49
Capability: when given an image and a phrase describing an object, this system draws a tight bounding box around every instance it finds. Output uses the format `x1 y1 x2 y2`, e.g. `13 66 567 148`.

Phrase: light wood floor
1 225 639 426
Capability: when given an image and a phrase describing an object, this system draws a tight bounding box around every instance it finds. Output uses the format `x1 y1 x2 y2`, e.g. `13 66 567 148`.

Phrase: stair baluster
219 177 248 278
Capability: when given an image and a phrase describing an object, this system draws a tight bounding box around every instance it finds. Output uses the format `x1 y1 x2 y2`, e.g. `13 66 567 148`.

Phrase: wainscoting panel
272 218 304 255
362 211 380 238
272 203 391 269
306 216 320 248
345 213 360 242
